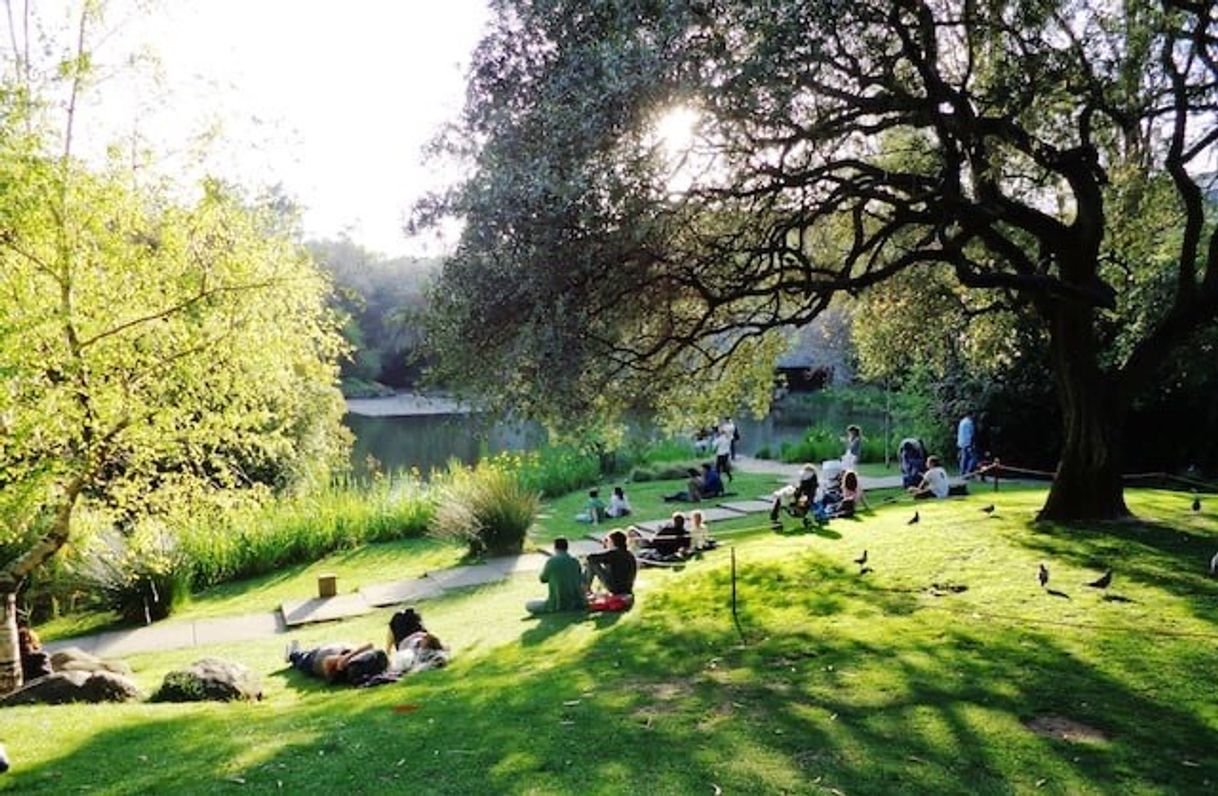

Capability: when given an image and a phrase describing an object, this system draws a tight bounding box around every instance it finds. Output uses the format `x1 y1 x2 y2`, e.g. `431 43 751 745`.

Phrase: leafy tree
0 6 346 694
309 238 439 392
419 0 1218 521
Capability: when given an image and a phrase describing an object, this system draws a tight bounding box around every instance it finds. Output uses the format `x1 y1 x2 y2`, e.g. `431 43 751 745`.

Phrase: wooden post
317 574 338 599
994 459 1001 492
731 547 745 642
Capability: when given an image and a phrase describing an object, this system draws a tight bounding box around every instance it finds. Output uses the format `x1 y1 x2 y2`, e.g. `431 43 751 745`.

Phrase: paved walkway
43 463 917 660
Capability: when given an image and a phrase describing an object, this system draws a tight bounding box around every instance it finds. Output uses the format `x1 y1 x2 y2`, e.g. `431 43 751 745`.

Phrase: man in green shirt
526 537 587 614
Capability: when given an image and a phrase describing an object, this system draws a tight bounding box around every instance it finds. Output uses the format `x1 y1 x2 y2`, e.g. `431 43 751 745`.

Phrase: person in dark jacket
585 530 638 596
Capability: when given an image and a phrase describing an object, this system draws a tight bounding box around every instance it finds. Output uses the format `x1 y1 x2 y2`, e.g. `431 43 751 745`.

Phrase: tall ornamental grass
430 461 539 556
179 474 434 590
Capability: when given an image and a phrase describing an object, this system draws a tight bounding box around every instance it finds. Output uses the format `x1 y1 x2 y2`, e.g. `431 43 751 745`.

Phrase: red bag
588 593 633 612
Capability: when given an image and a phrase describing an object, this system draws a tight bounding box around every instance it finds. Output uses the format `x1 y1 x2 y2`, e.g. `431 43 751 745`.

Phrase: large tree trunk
1038 303 1130 522
0 592 21 696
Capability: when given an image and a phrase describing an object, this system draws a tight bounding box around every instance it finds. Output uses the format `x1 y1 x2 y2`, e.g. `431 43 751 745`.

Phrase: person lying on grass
285 640 390 686
662 468 704 502
526 537 587 614
584 530 637 597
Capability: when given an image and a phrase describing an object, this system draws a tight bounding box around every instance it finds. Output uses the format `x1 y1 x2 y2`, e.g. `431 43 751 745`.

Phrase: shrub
628 467 656 482
75 527 191 624
429 461 540 556
779 427 842 464
489 445 601 498
753 445 773 460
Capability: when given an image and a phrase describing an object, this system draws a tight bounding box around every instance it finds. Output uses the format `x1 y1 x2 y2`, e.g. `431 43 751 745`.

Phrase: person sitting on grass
285 639 390 686
584 530 638 597
526 537 587 614
836 470 868 517
606 486 632 518
18 624 53 682
640 513 693 560
699 463 725 498
689 509 716 551
909 456 950 499
575 488 607 523
662 468 704 503
383 607 451 672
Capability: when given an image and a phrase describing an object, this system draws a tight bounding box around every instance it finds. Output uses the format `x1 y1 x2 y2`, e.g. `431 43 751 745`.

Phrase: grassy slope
7 487 1217 793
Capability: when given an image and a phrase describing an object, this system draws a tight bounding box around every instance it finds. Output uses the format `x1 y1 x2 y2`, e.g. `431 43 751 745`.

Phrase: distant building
775 307 855 392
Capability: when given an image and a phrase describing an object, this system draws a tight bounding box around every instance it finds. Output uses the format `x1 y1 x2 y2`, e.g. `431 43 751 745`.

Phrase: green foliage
429 461 540 556
487 445 601 499
75 528 191 624
9 489 1218 793
179 475 434 591
753 445 773 460
310 238 439 390
0 138 349 591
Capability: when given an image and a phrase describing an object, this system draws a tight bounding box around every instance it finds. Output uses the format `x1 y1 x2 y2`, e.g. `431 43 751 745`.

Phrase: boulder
154 658 262 703
0 670 144 706
50 647 133 677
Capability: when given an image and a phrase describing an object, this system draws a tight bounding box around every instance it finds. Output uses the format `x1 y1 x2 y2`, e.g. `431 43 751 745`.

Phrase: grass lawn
8 486 1218 793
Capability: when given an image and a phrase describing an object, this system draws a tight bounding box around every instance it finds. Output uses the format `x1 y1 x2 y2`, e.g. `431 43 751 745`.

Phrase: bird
1086 569 1113 589
908 511 920 525
1209 551 1217 577
853 550 868 566
1038 563 1049 589
1193 494 1202 512
981 504 996 514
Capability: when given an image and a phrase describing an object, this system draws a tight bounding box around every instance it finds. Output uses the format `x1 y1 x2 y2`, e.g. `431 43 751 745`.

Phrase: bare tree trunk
1038 303 1130 521
0 592 21 696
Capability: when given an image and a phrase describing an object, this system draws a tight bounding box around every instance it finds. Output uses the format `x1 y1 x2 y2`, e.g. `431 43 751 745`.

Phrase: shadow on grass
9 548 1218 793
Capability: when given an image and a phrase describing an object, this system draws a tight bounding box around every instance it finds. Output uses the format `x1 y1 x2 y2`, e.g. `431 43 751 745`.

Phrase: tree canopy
0 3 347 692
420 0 1218 520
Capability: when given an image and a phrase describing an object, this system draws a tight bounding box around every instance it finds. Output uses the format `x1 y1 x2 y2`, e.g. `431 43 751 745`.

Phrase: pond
343 392 892 476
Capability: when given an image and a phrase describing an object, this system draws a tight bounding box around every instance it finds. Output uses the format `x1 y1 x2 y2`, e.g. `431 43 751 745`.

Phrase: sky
12 0 491 257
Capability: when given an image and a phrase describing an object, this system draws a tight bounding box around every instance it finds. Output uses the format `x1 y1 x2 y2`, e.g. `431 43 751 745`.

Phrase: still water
343 395 890 476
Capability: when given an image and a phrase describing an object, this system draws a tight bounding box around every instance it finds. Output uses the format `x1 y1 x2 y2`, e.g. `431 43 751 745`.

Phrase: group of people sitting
770 460 869 525
527 509 719 614
285 607 450 688
575 486 632 523
525 533 638 615
662 462 727 503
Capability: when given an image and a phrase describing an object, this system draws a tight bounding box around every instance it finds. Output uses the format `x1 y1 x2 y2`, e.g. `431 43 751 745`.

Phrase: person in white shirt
908 456 950 499
713 429 734 482
721 416 738 460
606 486 632 518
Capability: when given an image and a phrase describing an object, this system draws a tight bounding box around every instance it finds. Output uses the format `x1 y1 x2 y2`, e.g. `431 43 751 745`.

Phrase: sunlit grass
12 487 1217 793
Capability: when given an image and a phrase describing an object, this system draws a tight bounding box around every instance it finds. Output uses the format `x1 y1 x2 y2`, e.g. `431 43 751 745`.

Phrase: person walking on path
714 427 734 482
957 411 977 478
526 538 587 614
721 416 739 460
